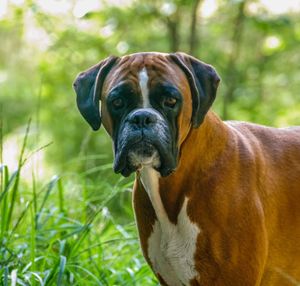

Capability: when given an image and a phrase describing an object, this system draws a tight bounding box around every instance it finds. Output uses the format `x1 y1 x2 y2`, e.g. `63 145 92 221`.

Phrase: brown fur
134 112 300 285
100 53 300 285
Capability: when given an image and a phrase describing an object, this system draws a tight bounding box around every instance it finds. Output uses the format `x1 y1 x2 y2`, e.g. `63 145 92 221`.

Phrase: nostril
129 110 157 127
131 115 139 125
128 113 141 126
145 116 151 125
144 114 156 125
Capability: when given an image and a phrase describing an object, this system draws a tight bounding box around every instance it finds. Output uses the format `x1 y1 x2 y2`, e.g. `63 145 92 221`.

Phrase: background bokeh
1 0 300 175
0 0 300 285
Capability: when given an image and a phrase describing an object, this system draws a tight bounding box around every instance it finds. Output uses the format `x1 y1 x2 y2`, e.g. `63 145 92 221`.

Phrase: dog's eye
164 97 177 108
112 98 124 109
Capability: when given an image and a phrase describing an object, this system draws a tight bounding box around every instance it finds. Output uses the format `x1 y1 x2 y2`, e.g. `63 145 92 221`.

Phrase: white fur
128 150 161 169
138 67 151 108
140 167 168 224
140 168 201 285
133 67 162 169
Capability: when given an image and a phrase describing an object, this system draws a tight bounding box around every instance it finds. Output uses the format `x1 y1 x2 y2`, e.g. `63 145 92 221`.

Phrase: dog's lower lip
116 140 159 175
114 128 176 177
113 136 144 173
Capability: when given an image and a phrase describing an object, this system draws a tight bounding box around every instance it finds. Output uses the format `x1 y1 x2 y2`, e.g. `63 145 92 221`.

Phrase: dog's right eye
163 96 177 108
112 98 124 109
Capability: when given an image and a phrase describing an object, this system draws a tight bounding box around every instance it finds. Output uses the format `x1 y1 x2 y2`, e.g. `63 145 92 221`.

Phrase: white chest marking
140 168 201 286
138 67 151 108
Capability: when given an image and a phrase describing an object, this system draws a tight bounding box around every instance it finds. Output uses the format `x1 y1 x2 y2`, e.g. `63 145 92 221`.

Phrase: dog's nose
128 109 157 128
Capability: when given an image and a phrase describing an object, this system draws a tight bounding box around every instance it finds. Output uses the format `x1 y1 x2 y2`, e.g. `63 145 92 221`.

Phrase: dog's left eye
112 98 124 109
163 97 177 108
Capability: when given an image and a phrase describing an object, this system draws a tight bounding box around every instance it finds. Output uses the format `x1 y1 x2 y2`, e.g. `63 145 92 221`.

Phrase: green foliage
1 0 300 284
0 127 156 285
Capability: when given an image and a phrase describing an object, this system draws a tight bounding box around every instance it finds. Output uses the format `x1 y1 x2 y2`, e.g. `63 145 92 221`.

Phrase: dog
73 52 300 285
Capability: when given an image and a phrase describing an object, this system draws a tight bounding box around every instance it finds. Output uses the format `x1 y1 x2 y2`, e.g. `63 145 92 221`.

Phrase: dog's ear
169 52 220 128
73 56 118 130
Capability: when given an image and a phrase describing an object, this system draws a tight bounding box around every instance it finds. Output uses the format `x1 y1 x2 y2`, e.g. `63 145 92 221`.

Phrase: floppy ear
169 52 220 128
73 56 118 130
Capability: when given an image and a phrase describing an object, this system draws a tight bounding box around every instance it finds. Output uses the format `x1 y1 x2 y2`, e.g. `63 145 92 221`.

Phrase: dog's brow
107 82 135 97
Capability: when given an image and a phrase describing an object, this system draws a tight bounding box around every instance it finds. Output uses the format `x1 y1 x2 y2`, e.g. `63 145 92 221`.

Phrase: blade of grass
8 201 31 240
72 238 137 259
29 272 43 285
6 118 31 232
43 259 60 286
68 223 92 258
68 264 105 285
11 269 17 286
30 203 36 286
36 175 59 227
23 142 53 166
60 181 129 245
57 177 65 215
40 238 58 276
57 255 66 285
0 167 17 202
42 253 66 286
32 171 37 216
68 203 108 259
0 104 3 187
0 165 10 239
79 164 113 177
22 256 44 273
3 266 8 286
0 170 19 202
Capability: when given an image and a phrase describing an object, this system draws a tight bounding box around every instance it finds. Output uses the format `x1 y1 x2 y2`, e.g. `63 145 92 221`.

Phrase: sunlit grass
0 123 157 285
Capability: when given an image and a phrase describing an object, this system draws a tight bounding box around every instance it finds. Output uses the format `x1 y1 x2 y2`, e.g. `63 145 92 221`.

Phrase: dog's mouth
128 141 161 169
113 137 176 177
114 139 160 176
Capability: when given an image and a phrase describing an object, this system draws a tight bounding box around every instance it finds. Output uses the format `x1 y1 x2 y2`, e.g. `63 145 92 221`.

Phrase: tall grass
0 122 157 285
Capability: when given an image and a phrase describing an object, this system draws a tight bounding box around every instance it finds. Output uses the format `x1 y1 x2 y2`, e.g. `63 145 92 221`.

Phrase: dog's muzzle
113 108 176 177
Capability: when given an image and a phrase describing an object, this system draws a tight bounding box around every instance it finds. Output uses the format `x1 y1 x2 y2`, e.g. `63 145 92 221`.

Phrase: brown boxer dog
73 52 300 286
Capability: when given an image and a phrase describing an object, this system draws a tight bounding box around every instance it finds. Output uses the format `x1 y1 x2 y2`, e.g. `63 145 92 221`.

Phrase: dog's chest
140 168 200 286
147 199 200 286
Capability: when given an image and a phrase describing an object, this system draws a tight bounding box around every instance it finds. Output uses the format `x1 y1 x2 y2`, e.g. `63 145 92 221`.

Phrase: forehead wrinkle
104 59 141 95
130 54 144 68
146 65 177 91
104 53 189 100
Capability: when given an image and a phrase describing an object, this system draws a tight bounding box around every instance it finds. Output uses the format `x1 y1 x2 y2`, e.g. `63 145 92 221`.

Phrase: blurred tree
222 0 247 119
189 0 202 55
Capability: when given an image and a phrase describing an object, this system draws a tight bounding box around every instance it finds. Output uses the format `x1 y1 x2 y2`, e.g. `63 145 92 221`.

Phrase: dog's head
73 52 220 177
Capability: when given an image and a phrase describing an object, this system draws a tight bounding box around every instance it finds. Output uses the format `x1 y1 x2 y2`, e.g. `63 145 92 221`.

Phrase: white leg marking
140 168 201 285
138 67 151 108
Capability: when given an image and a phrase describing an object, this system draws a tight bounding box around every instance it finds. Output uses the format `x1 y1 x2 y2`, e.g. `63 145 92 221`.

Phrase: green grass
0 124 158 285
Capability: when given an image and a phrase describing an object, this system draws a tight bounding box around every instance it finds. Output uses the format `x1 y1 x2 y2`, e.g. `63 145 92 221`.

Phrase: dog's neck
138 111 229 224
179 111 229 173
